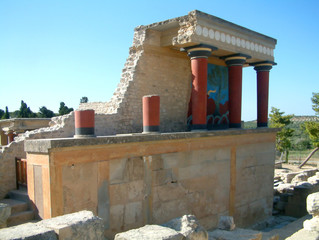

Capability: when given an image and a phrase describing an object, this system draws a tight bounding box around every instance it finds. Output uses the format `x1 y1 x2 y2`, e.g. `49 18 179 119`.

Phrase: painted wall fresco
187 63 229 130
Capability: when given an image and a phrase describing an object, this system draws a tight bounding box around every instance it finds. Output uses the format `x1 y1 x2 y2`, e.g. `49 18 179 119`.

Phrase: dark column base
191 124 207 131
75 127 95 136
143 125 160 133
257 122 268 128
229 123 242 128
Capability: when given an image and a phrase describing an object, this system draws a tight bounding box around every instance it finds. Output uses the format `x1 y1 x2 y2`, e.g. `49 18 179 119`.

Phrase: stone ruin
0 9 306 240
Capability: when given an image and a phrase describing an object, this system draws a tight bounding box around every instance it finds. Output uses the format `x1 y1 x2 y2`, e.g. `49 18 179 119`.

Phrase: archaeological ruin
0 10 297 239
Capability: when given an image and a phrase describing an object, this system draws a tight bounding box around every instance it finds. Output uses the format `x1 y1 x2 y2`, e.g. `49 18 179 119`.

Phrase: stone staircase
0 189 35 227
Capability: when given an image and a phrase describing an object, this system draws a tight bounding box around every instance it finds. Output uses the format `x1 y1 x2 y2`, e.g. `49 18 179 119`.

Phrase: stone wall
0 113 75 199
24 129 277 239
79 25 192 134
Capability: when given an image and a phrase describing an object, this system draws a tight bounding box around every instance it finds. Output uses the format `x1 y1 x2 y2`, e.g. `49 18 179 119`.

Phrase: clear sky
0 0 318 120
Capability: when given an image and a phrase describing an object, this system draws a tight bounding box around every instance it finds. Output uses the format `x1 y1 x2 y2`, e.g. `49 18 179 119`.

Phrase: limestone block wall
79 27 192 133
234 143 275 226
0 141 25 199
24 129 277 239
0 113 75 199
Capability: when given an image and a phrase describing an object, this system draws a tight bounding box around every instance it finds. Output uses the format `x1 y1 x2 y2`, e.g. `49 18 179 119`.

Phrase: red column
7 130 15 143
191 57 208 130
185 44 216 131
225 56 247 128
254 63 273 127
143 95 160 133
74 109 95 138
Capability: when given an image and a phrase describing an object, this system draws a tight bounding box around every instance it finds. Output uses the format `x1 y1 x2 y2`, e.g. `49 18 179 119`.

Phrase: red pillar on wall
183 44 217 131
253 62 276 127
7 130 15 143
143 95 160 133
74 109 95 138
224 55 250 128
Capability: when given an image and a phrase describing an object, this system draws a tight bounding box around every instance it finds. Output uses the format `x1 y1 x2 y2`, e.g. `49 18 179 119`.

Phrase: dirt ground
280 163 318 172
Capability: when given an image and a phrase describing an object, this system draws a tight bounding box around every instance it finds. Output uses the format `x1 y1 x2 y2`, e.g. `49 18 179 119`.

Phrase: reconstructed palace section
79 10 277 132
25 129 276 238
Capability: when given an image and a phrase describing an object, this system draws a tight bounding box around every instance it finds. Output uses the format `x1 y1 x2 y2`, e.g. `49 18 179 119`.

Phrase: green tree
10 110 19 118
18 100 36 118
311 92 319 115
80 96 88 103
269 107 294 163
299 92 319 168
2 106 10 119
58 102 73 116
0 109 4 119
38 106 55 118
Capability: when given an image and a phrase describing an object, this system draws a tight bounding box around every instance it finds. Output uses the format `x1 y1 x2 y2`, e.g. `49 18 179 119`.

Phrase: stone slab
0 203 11 228
24 128 279 153
208 228 262 240
0 222 57 240
114 224 184 240
41 210 104 240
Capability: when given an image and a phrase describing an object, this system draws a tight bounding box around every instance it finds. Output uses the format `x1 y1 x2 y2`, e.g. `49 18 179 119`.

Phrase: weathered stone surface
218 216 236 231
307 192 319 216
41 210 104 240
285 228 319 240
0 222 58 240
274 183 294 194
114 225 184 240
208 228 262 240
163 215 208 240
303 217 319 232
303 169 318 178
291 173 308 184
308 176 319 185
282 172 298 184
294 181 313 188
0 203 11 228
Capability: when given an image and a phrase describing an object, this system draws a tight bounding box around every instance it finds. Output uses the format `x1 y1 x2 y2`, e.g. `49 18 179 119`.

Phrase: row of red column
184 44 275 130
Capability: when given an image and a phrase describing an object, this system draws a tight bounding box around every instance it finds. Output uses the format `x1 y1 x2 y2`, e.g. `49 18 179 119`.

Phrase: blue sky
0 0 318 120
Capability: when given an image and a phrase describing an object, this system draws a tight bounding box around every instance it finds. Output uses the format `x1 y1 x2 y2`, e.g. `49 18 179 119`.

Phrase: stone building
0 118 50 146
2 10 278 238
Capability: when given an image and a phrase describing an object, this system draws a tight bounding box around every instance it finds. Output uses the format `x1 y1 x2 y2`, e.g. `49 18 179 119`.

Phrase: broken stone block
285 228 319 240
208 228 262 240
274 183 294 194
41 210 104 240
0 222 58 240
282 172 298 183
307 176 319 185
162 214 208 240
218 216 236 231
294 181 313 188
291 173 308 184
307 192 319 216
303 217 319 232
114 225 184 240
0 203 11 229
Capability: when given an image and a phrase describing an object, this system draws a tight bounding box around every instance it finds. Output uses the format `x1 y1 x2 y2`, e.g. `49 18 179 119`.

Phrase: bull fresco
188 63 229 130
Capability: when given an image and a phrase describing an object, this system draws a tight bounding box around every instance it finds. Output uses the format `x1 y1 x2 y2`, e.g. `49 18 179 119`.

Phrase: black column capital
221 53 251 66
251 61 277 72
181 44 217 59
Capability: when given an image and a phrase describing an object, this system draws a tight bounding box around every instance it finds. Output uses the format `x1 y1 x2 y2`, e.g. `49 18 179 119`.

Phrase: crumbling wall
0 142 25 199
79 21 192 133
0 113 75 199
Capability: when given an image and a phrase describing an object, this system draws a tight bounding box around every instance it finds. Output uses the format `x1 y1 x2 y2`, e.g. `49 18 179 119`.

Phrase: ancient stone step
0 199 28 215
7 210 34 227
8 190 29 203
